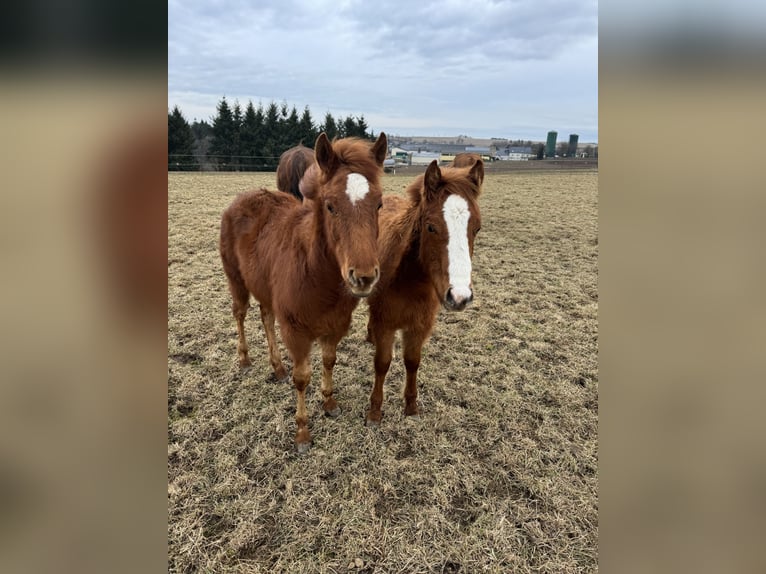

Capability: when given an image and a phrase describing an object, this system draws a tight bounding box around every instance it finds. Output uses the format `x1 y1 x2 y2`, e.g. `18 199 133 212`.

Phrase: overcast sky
168 0 598 142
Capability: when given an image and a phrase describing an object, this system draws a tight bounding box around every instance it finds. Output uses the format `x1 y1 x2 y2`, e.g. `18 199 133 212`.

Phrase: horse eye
326 203 335 214
377 202 383 211
474 227 481 235
427 223 436 233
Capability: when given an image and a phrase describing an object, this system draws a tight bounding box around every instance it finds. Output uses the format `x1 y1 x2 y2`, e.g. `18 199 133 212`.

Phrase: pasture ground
168 168 598 573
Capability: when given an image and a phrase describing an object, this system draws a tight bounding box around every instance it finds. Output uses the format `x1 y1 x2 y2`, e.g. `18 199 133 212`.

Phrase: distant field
387 158 597 176
168 168 598 573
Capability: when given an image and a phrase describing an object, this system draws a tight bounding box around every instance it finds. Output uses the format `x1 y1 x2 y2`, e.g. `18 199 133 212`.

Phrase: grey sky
169 0 598 142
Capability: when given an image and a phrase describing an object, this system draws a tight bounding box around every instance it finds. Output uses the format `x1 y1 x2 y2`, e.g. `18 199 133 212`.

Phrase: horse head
302 132 387 297
410 158 483 311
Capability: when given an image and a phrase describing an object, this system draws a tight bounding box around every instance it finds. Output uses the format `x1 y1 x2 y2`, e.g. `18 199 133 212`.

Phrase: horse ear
423 160 441 201
467 157 485 192
314 132 338 175
371 132 387 166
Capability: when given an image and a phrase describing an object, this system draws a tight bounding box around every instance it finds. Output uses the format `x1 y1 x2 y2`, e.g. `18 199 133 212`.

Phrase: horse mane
320 137 384 182
375 177 425 289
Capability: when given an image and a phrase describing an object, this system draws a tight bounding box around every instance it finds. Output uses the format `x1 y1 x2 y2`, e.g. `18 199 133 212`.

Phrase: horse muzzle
444 286 473 311
347 266 380 297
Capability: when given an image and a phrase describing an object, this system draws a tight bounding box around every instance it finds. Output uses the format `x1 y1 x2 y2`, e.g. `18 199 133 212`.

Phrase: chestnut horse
276 144 315 200
452 152 482 168
220 132 387 452
365 158 483 427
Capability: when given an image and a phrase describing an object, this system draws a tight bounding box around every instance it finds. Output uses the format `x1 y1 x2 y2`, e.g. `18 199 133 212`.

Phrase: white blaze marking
443 194 472 300
346 173 369 204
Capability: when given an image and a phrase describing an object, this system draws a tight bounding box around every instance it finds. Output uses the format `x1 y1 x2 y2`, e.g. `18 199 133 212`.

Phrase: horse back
220 189 305 301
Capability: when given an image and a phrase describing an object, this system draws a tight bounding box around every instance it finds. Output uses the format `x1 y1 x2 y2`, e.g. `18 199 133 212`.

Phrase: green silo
567 134 579 157
545 131 557 158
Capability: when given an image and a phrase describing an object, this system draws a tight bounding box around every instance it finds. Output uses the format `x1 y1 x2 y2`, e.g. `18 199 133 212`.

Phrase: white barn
409 152 441 166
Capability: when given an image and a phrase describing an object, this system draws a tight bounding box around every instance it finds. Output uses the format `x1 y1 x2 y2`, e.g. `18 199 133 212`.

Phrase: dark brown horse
365 157 483 427
220 132 387 452
276 144 315 200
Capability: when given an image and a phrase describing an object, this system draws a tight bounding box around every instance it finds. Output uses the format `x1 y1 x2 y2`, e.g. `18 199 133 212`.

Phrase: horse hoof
239 358 252 368
405 414 421 423
266 372 291 384
325 406 341 418
296 442 311 454
365 418 380 428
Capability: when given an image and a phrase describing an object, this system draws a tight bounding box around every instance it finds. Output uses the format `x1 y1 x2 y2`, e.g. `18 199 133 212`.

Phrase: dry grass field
168 167 598 573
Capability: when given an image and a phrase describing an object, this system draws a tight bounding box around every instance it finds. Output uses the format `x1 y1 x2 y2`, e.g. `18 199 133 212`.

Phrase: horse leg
259 304 287 381
290 340 313 453
231 289 251 368
366 327 395 427
402 329 427 418
319 337 341 417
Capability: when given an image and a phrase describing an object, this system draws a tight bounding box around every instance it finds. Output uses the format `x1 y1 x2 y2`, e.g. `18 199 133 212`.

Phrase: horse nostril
349 267 378 291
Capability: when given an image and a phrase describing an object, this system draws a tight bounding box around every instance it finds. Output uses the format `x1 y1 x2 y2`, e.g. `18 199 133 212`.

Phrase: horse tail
287 172 303 201
219 208 250 307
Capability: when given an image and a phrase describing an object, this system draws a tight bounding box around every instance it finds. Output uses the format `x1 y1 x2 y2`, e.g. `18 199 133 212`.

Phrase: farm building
409 151 441 166
500 146 532 161
464 146 495 163
464 145 491 155
398 142 468 155
393 142 501 164
390 147 410 162
440 153 457 164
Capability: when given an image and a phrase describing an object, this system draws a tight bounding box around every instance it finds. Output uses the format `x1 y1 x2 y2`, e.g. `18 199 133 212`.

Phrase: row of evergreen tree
168 97 375 171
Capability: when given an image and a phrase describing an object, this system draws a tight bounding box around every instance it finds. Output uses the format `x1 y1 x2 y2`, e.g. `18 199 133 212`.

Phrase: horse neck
302 202 338 277
380 200 425 284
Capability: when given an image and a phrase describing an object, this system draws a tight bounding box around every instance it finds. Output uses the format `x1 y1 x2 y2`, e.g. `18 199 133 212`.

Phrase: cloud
168 0 598 140
341 0 597 62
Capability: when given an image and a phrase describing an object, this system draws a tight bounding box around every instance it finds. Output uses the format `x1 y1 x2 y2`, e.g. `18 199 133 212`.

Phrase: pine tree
261 101 281 170
355 115 371 139
190 119 212 141
283 105 301 149
168 106 198 171
342 116 356 139
240 101 264 171
200 95 380 170
253 103 266 168
298 106 317 147
210 97 238 170
231 100 243 170
322 112 338 140
189 119 212 170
